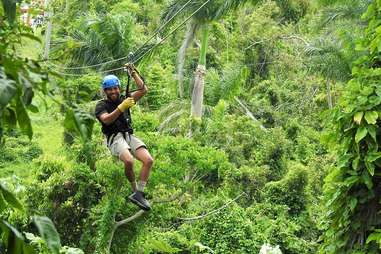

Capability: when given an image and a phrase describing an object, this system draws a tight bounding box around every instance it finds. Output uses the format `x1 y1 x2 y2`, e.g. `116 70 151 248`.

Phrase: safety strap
107 132 131 147
106 133 117 147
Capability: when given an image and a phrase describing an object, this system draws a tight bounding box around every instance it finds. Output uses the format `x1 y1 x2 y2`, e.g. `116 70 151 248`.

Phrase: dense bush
26 161 103 246
262 163 309 216
0 136 42 166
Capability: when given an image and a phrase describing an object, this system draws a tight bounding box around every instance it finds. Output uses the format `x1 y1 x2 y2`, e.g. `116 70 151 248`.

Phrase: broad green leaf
366 152 381 162
0 78 17 109
366 231 381 244
0 220 26 253
352 157 360 170
337 154 352 168
344 176 360 187
0 191 7 212
365 160 375 176
353 111 363 125
22 87 34 106
33 216 61 254
2 0 17 24
15 97 33 139
349 198 357 211
362 171 373 189
22 243 35 254
3 107 17 129
64 107 94 142
27 103 39 113
367 125 377 142
355 127 367 143
0 183 23 210
364 111 378 124
20 33 42 43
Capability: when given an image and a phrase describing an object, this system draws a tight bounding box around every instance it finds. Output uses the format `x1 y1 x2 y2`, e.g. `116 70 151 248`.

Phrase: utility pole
43 0 52 60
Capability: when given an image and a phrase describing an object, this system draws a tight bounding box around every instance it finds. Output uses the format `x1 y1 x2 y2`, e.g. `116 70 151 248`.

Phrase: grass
32 113 63 156
0 102 64 180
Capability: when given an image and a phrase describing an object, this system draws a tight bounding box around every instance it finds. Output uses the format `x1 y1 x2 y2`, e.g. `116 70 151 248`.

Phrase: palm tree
162 0 256 119
306 0 370 108
51 12 137 72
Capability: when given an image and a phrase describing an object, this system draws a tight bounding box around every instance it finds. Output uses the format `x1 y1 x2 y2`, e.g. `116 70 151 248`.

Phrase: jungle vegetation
1 0 381 253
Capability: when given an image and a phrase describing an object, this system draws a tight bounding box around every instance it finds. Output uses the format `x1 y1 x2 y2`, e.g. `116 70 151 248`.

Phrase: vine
321 1 381 253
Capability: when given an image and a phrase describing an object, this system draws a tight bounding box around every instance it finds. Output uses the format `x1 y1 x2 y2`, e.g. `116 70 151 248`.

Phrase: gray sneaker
128 191 151 211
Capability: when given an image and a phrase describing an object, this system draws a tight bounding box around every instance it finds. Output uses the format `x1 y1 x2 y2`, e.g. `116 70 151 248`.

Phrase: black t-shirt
95 95 133 135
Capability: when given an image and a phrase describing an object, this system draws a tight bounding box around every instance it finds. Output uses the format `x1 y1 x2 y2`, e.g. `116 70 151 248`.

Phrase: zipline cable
49 0 194 71
130 0 212 65
48 0 213 76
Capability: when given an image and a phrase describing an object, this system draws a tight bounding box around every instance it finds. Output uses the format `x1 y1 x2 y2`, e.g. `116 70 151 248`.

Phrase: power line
49 0 194 71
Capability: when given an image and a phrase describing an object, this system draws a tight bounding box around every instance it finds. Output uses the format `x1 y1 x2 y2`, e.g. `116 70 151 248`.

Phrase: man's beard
107 92 120 101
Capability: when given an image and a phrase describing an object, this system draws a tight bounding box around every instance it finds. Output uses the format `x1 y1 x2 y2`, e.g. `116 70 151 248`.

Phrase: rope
48 0 194 71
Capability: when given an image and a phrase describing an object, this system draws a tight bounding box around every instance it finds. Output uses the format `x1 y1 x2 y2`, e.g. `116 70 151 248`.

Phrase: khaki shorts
105 132 146 158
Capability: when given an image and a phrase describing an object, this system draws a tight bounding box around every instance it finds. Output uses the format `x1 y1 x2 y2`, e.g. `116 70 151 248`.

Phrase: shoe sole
128 196 151 211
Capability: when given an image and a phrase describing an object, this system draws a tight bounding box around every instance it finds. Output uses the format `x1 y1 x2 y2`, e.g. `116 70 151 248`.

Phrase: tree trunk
65 0 70 13
43 0 52 60
332 80 337 107
177 20 198 98
326 79 333 109
191 24 209 119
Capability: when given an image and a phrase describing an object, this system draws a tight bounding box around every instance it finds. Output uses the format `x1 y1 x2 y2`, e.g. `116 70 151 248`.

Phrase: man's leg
134 147 154 192
127 147 153 211
119 149 137 192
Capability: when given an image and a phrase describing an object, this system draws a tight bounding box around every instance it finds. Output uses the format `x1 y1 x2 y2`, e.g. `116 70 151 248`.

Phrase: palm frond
318 0 370 27
306 38 351 81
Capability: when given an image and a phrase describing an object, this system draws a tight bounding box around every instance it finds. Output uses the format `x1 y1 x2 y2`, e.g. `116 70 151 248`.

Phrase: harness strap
107 131 131 147
107 133 117 147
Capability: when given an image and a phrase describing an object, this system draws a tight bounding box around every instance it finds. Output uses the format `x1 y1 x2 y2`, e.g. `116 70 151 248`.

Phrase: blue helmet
102 75 120 89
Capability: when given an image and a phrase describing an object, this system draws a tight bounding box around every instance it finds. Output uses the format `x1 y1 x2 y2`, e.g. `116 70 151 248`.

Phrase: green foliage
33 216 61 254
204 66 248 106
26 162 103 246
247 203 316 253
0 1 49 142
52 10 139 70
274 0 309 23
320 1 381 253
63 106 95 143
3 0 368 253
262 163 309 216
130 110 160 132
0 181 75 254
0 136 42 168
138 62 177 110
140 132 233 188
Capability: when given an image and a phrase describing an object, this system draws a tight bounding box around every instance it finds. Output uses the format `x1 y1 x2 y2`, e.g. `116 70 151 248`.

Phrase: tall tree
162 0 254 119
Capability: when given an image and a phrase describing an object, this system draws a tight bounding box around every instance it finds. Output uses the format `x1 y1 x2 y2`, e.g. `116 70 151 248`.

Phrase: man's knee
144 156 154 168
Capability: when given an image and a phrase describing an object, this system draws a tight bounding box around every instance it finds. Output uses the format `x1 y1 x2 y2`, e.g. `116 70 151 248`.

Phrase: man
95 65 153 211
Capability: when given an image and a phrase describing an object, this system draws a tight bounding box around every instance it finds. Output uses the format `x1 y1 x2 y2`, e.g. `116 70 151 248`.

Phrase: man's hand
125 63 137 77
117 97 135 112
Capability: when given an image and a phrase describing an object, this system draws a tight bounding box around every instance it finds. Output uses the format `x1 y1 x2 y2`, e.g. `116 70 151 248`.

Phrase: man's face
104 86 120 101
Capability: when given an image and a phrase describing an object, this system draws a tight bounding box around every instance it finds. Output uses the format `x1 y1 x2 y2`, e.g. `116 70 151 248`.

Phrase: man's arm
98 109 122 125
129 69 148 102
97 98 135 125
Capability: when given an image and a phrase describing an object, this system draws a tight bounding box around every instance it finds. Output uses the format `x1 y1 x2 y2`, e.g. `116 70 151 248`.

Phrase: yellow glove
117 97 135 112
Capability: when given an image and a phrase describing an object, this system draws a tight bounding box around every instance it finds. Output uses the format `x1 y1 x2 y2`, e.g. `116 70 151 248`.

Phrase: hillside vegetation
1 0 381 253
